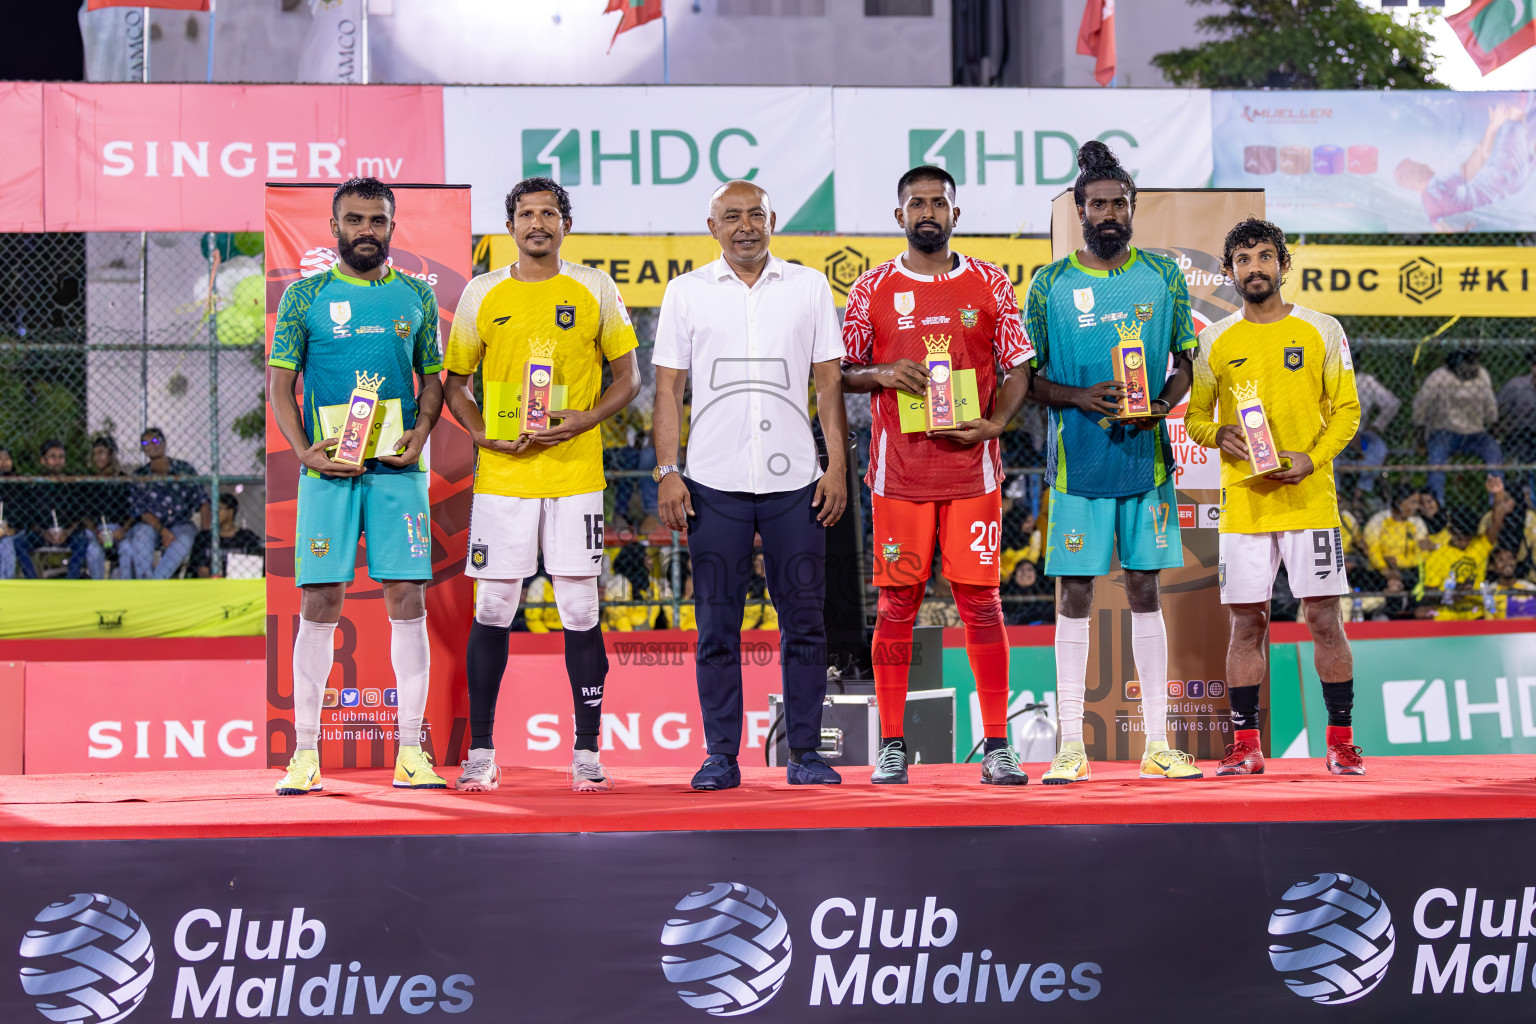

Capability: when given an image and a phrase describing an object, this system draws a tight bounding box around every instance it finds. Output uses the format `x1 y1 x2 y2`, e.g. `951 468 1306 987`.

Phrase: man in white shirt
653 180 849 789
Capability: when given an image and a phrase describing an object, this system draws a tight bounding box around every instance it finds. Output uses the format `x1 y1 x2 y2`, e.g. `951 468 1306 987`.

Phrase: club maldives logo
660 883 791 1016
1268 873 1395 1004
19 893 155 1023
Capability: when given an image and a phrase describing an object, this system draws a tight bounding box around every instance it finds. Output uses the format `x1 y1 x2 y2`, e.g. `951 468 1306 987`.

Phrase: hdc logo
520 128 760 187
908 129 1141 187
1381 677 1536 746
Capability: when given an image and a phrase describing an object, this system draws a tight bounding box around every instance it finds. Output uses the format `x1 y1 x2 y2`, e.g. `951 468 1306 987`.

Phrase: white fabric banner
833 88 1214 235
297 0 366 84
444 86 835 235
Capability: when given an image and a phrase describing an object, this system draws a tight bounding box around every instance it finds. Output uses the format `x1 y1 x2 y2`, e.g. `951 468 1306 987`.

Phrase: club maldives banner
7 821 1536 1022
444 86 837 235
834 88 1214 235
1212 90 1536 233
263 183 473 771
43 84 444 232
0 83 44 232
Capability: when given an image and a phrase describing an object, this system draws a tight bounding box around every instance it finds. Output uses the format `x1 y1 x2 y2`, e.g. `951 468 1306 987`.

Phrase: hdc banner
263 183 474 770
43 84 444 231
1049 188 1266 761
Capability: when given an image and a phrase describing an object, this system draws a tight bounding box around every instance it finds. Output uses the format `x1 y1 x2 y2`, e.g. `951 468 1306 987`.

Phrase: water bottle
1015 703 1058 763
98 518 113 550
1441 574 1456 607
1351 592 1364 622
1481 580 1497 618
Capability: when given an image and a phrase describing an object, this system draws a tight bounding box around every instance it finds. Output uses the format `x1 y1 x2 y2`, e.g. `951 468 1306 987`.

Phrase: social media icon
1208 680 1227 698
322 688 339 708
1124 680 1142 700
384 688 398 707
340 688 360 708
1168 680 1185 699
1188 680 1205 698
362 689 381 707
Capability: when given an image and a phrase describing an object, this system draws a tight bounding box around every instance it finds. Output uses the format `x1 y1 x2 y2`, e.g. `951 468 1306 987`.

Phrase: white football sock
391 614 431 750
292 618 338 751
1131 610 1169 746
1054 615 1091 745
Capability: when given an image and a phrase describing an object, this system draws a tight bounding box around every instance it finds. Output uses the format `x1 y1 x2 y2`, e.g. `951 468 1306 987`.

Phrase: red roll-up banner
264 183 474 771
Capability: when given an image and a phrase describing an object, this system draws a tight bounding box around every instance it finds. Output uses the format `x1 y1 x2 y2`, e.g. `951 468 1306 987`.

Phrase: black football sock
983 737 1009 754
881 736 906 751
466 621 511 750
1228 684 1261 731
564 624 608 753
1321 680 1354 727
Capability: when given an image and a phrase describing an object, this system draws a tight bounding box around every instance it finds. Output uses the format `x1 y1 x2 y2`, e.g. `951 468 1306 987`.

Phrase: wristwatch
652 464 680 483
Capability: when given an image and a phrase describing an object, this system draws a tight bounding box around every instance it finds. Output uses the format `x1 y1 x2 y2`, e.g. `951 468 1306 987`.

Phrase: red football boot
1216 729 1265 776
1326 726 1366 775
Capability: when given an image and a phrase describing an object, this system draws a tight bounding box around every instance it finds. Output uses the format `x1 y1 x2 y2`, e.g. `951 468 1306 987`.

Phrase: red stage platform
5 755 1533 842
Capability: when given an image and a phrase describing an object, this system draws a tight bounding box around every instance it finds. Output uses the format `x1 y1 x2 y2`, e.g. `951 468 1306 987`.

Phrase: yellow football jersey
447 261 638 498
1420 535 1492 619
1187 305 1361 534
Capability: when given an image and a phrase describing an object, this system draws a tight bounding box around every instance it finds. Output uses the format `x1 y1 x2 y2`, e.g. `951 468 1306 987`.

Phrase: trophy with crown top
1230 381 1289 478
333 371 385 467
522 338 558 435
923 334 959 431
1111 321 1154 419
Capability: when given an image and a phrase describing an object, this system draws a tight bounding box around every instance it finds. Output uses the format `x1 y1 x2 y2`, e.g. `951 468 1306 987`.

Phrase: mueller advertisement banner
263 183 474 770
444 86 836 235
43 84 444 232
6 820 1536 1021
0 83 44 232
835 88 1214 235
22 659 263 774
1048 189 1264 760
1298 632 1536 757
1212 90 1536 233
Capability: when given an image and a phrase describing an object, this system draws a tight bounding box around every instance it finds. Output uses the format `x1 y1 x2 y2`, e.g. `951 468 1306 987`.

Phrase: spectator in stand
742 550 779 632
1415 488 1447 541
602 403 659 534
1489 548 1536 618
13 440 95 579
1415 481 1512 621
76 435 132 579
601 542 658 632
120 427 210 580
917 571 961 629
1480 489 1535 573
1364 486 1428 590
1498 348 1536 505
1413 348 1502 504
999 490 1042 580
1001 558 1053 625
190 493 265 578
1337 359 1401 505
0 446 16 579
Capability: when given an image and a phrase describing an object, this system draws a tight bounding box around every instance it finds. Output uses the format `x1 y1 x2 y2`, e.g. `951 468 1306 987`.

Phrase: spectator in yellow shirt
1364 486 1427 586
1416 479 1514 620
1490 547 1536 618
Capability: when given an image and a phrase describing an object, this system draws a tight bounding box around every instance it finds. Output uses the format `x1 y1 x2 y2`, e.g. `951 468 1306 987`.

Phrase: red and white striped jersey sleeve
840 266 882 366
977 260 1034 369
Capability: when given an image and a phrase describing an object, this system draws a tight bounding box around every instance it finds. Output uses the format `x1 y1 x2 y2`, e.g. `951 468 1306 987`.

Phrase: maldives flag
1449 0 1535 75
87 0 210 9
1076 0 1116 87
606 0 663 52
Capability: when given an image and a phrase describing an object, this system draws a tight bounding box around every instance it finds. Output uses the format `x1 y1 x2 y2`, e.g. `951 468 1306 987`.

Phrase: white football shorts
1219 528 1350 605
465 490 605 579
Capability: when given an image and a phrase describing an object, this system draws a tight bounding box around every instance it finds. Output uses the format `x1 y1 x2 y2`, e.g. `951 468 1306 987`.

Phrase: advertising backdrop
0 82 44 232
6 821 1536 1022
43 84 445 231
835 88 1214 235
445 86 836 234
263 183 474 771
1212 90 1536 232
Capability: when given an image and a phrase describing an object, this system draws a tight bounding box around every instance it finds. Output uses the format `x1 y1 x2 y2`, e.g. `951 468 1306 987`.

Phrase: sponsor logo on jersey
1228 358 1247 366
556 304 576 331
393 316 413 340
1134 302 1154 321
1064 532 1085 553
1284 346 1304 371
1073 288 1095 313
958 308 979 328
356 325 386 334
470 543 488 570
310 537 330 558
894 291 915 316
921 315 950 326
329 301 351 324
1098 311 1127 325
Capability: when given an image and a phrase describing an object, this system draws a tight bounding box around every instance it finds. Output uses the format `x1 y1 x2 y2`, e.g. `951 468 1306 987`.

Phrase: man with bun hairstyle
1027 141 1203 784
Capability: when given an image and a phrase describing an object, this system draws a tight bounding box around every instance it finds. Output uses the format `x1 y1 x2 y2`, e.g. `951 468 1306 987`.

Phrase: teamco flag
1449 0 1536 74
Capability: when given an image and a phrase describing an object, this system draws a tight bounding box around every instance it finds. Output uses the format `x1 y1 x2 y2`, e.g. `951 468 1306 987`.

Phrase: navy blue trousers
688 479 827 755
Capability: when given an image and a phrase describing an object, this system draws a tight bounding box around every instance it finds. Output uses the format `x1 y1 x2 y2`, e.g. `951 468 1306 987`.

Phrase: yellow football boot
1041 741 1091 785
275 749 321 795
1140 740 1203 780
393 746 448 789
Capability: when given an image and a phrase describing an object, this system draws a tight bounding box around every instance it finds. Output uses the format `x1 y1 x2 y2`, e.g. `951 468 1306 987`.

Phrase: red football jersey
842 254 1034 501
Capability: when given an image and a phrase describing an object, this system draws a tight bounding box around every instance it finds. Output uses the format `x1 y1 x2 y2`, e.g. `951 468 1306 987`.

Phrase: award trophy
333 371 385 467
521 338 557 435
1230 381 1288 478
1112 321 1154 418
923 334 958 431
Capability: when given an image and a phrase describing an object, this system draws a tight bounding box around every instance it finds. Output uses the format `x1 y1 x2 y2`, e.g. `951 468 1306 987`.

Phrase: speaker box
766 690 955 768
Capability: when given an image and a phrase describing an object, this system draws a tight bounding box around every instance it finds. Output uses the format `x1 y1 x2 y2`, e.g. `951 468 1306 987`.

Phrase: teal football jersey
270 266 443 474
1026 248 1196 499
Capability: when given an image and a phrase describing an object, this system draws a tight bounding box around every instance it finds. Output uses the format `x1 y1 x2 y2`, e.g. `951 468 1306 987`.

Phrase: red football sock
953 582 1010 738
872 584 922 740
1326 725 1354 747
1236 728 1261 748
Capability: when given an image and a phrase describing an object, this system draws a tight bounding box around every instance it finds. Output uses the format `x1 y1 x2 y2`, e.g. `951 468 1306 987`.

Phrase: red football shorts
871 491 1003 589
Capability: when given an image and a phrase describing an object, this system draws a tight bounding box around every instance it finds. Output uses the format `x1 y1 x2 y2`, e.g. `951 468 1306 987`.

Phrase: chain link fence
0 231 265 580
